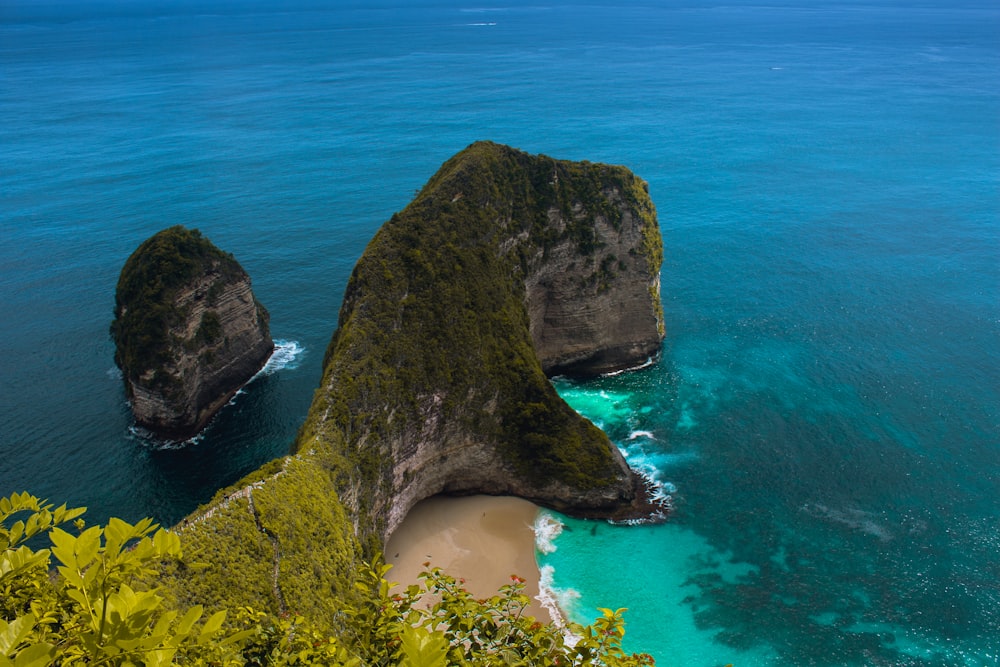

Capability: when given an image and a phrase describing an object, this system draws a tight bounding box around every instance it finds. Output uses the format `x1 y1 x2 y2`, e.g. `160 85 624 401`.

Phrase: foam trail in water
613 438 677 523
801 503 893 542
534 513 578 632
127 424 205 451
600 355 657 377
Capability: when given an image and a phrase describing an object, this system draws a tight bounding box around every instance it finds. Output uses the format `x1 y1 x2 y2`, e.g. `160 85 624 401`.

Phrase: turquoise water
2 1 997 664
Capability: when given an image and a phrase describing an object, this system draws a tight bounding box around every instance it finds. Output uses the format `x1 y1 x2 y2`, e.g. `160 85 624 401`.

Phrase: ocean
1 1 997 664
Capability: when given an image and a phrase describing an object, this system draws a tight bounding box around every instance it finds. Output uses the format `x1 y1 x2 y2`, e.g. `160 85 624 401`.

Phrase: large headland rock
111 226 274 440
164 143 666 620
296 141 666 547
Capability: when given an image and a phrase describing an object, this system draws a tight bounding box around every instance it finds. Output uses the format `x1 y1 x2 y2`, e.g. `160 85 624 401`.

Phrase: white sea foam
537 564 581 642
127 424 205 450
617 441 657 474
600 355 658 377
254 339 304 378
225 387 248 408
532 513 586 641
533 511 564 554
611 450 675 525
627 430 655 441
627 447 697 472
128 340 303 448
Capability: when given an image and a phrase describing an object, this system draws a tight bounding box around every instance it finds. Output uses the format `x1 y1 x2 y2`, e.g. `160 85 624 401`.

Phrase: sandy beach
385 495 552 623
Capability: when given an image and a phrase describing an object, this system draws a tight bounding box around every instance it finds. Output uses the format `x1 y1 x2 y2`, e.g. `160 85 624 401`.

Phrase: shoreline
385 495 556 624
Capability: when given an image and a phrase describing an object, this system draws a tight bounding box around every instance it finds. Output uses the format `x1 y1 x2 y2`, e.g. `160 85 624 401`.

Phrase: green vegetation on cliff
297 141 660 543
110 225 243 391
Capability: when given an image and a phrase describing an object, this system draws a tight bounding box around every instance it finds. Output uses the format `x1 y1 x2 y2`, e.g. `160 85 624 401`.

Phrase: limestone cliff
111 226 274 439
162 143 666 623
296 141 665 546
526 189 665 376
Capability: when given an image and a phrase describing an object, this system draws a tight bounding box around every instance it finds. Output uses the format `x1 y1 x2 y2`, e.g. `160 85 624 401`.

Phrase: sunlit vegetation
2 492 660 666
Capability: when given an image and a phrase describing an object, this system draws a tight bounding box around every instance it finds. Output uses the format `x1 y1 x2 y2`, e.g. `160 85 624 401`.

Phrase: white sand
385 495 551 622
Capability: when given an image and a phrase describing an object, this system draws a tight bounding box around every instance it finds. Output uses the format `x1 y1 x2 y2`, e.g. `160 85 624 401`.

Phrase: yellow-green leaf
174 605 203 637
198 610 226 641
0 616 34 656
12 643 55 667
48 528 77 569
74 526 101 570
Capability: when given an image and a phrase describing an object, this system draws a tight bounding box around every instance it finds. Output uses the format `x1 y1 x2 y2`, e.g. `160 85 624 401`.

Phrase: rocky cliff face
525 181 664 376
111 226 274 439
295 142 665 545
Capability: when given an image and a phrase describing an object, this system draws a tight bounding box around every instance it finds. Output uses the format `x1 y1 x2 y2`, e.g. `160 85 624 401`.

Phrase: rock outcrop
526 194 665 376
111 226 274 439
296 141 665 545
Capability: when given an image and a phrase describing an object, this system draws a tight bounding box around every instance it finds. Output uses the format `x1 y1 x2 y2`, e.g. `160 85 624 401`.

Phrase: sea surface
1 1 997 665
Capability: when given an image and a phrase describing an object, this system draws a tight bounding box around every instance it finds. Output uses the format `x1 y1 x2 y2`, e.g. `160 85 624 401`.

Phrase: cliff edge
297 142 665 545
111 226 274 439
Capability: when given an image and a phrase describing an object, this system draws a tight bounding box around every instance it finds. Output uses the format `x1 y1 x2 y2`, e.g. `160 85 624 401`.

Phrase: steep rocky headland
165 142 665 621
298 141 665 545
111 226 274 439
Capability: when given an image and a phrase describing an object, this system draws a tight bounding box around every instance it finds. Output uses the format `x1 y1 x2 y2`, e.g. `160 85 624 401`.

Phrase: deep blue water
1 1 997 664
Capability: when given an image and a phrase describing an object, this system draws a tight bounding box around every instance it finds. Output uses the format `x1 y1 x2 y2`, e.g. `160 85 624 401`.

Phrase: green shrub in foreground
2 492 659 666
0 492 249 667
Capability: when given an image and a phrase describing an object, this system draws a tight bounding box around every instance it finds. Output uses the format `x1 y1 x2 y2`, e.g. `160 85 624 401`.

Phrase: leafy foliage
3 492 660 666
0 492 248 667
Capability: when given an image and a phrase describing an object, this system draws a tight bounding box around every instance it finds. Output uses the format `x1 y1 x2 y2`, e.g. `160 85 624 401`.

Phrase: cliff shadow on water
165 141 667 623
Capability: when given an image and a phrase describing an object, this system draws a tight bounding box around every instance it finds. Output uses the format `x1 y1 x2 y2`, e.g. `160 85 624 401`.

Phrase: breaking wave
254 339 304 377
534 511 565 555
